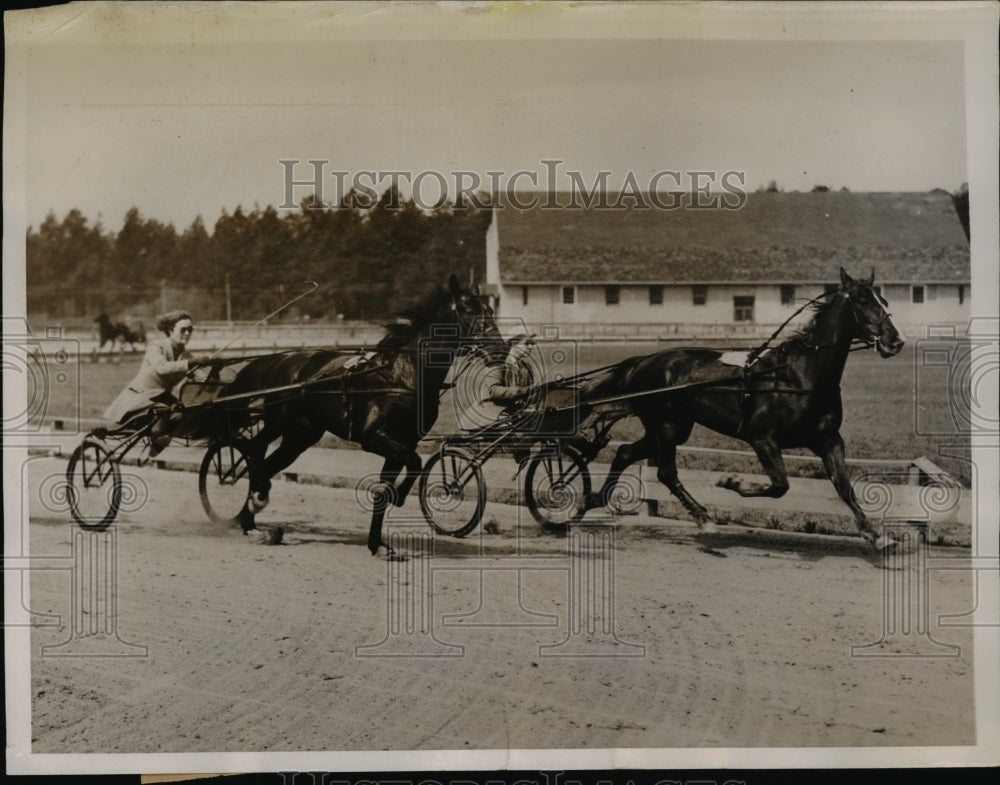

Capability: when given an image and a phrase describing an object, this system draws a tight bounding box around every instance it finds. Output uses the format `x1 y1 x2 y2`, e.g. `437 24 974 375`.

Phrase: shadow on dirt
621 519 890 566
174 513 920 571
690 526 892 568
244 517 579 559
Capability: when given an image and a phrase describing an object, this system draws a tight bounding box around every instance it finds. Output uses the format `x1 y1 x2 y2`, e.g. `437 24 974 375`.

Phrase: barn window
562 286 575 305
692 285 707 305
780 285 796 305
733 296 755 322
912 285 925 304
649 285 663 305
605 285 620 306
958 285 965 305
522 286 529 306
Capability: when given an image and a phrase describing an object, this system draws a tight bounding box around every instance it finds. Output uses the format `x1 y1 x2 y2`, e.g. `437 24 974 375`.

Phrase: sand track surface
25 458 974 754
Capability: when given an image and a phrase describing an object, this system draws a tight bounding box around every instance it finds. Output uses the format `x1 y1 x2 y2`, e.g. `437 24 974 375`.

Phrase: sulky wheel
199 439 253 526
524 444 591 531
419 448 486 538
66 438 122 530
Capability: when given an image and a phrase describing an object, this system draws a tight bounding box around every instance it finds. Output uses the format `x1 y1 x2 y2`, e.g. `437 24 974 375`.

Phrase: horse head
839 267 905 357
378 275 501 353
447 273 502 348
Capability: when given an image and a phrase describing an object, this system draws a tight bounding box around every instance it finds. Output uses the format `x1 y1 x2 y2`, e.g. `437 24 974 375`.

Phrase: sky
8 3 974 233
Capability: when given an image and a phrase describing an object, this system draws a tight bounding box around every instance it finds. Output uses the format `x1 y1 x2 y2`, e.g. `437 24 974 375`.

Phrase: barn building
484 190 970 338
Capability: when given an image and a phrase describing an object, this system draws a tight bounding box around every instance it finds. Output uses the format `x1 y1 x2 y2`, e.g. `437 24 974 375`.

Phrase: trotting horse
580 268 906 551
218 274 501 557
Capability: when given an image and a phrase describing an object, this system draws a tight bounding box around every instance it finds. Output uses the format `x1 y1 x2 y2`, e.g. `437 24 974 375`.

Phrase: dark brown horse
216 275 501 557
580 268 906 551
95 313 146 352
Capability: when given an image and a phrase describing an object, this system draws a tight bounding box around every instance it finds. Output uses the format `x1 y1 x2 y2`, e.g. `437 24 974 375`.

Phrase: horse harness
732 333 877 437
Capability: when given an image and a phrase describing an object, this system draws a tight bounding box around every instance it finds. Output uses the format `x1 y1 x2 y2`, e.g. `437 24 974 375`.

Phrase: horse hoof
371 543 406 561
238 509 257 534
697 520 719 534
249 492 269 514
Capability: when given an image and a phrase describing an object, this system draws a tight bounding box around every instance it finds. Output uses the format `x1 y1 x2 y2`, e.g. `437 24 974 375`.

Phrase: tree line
26 188 492 323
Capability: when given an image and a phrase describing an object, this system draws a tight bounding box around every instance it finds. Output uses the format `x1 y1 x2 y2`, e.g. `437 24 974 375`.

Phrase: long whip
199 280 319 363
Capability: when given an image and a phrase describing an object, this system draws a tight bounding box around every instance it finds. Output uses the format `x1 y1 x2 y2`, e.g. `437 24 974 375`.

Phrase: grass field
40 341 971 485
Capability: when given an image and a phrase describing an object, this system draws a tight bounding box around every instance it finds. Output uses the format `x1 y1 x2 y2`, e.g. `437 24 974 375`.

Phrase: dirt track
26 457 975 753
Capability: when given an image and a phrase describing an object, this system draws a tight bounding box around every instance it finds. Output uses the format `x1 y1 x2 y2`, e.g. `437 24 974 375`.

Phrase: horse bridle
451 289 498 342
432 291 501 395
842 285 895 350
769 286 892 354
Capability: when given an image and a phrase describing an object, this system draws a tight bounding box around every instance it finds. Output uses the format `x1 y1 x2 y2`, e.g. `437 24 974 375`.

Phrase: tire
524 444 591 531
199 439 253 525
418 448 486 538
66 439 122 530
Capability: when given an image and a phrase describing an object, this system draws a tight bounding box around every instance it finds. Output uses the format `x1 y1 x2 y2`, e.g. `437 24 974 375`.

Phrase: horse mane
376 285 451 349
781 290 846 347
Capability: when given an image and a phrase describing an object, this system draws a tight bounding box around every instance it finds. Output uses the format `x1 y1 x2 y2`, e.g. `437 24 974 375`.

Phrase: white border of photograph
4 0 998 776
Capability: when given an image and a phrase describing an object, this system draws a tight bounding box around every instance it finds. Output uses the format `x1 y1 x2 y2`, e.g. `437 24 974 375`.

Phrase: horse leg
237 417 312 529
585 433 654 510
252 424 324 510
393 449 424 506
238 433 267 532
237 421 279 532
718 437 790 497
365 456 408 558
654 435 718 533
359 429 419 556
813 434 895 552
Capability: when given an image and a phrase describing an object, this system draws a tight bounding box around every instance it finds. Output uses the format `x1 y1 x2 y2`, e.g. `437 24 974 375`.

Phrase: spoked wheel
66 439 122 530
524 444 591 531
199 439 253 525
419 448 486 538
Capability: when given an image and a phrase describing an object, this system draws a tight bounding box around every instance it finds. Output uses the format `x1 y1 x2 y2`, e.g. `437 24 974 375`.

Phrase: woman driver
103 309 197 455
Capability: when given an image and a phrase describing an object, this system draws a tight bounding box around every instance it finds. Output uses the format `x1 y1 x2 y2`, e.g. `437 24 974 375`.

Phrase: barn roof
495 191 970 284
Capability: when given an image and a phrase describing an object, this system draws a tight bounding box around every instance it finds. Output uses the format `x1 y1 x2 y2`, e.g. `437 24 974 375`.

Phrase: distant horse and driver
95 313 147 354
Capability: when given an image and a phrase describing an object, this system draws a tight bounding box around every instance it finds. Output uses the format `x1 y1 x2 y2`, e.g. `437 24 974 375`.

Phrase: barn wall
880 283 968 332
498 283 830 327
495 281 969 335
